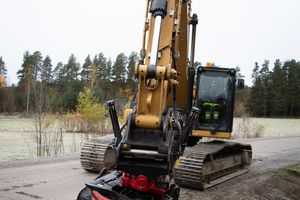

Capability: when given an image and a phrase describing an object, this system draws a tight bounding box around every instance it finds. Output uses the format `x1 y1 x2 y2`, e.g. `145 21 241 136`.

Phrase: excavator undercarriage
80 137 252 191
174 141 252 190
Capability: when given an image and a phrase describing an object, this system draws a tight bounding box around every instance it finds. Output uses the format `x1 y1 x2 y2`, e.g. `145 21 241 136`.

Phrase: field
233 117 300 137
0 117 299 162
0 117 101 161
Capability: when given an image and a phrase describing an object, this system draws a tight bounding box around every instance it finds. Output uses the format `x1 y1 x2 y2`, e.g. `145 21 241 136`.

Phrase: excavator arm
116 0 197 177
78 1 199 199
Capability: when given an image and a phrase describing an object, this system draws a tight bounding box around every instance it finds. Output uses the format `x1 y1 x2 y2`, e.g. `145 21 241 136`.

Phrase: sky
1 0 300 87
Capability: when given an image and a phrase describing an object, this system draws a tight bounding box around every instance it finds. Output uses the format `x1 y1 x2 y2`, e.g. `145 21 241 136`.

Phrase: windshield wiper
210 115 228 135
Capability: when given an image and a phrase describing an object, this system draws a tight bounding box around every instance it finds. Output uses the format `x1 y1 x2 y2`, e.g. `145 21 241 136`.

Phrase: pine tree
259 60 270 117
193 61 202 68
17 50 32 85
103 58 112 99
246 62 264 116
32 51 43 78
53 62 66 92
0 56 8 79
284 59 300 116
127 51 139 93
269 59 285 116
41 55 53 84
94 53 107 86
112 53 127 93
66 54 80 80
53 62 64 84
81 55 92 83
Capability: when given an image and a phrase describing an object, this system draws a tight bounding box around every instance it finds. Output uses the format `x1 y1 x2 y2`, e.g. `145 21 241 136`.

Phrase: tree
126 51 139 93
112 53 127 93
65 54 80 80
3 86 14 112
76 87 108 136
31 51 43 78
53 62 68 93
103 58 112 99
89 63 97 88
17 50 42 94
246 62 264 116
62 80 85 111
193 61 202 69
235 66 245 79
259 60 271 117
0 74 6 112
14 90 25 112
30 81 55 156
235 65 246 101
41 55 53 85
17 50 32 86
24 65 34 115
0 56 7 79
210 62 220 68
0 74 5 89
53 62 63 82
81 55 92 83
284 59 300 116
269 59 285 116
234 66 247 116
93 53 107 88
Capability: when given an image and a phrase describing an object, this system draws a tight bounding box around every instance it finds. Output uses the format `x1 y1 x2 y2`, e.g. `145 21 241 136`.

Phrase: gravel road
1 136 300 200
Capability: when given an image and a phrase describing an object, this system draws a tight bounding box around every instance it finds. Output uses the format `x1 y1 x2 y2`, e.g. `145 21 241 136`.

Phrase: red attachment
122 172 172 196
92 190 110 200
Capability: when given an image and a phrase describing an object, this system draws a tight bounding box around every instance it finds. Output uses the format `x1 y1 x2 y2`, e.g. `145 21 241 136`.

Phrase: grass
0 131 84 161
233 117 300 138
1 116 300 162
272 164 300 198
277 164 300 179
232 115 265 139
0 116 112 162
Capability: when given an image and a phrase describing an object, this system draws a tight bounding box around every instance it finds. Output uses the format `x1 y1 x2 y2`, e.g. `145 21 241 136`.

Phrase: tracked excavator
78 0 252 199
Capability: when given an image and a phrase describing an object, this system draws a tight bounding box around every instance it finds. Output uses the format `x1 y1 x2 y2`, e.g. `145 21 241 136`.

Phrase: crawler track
80 134 115 172
174 141 252 189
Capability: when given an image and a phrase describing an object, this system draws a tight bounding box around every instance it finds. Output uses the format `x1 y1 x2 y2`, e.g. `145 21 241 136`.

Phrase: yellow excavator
78 0 252 199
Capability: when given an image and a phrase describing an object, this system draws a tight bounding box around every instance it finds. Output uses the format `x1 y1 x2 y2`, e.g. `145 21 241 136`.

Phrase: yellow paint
192 130 231 139
175 158 180 168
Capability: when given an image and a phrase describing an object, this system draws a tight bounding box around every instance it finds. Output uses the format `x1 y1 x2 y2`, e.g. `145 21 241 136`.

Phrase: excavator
78 0 252 199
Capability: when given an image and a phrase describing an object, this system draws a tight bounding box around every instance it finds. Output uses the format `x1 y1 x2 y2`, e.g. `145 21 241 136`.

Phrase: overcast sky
1 0 300 87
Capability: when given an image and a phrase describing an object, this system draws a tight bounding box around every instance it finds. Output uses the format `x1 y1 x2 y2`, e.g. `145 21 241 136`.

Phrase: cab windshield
196 71 232 131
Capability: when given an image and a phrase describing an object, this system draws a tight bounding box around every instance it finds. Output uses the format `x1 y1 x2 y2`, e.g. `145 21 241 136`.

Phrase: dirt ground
179 163 300 200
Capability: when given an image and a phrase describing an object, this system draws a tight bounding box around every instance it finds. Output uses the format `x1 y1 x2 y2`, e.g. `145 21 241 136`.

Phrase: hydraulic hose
173 86 183 151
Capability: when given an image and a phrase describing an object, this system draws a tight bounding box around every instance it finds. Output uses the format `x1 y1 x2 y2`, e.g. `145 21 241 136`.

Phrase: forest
0 51 138 115
0 51 300 118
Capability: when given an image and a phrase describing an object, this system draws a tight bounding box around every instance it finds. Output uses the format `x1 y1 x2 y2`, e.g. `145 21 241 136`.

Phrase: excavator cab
192 66 240 138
